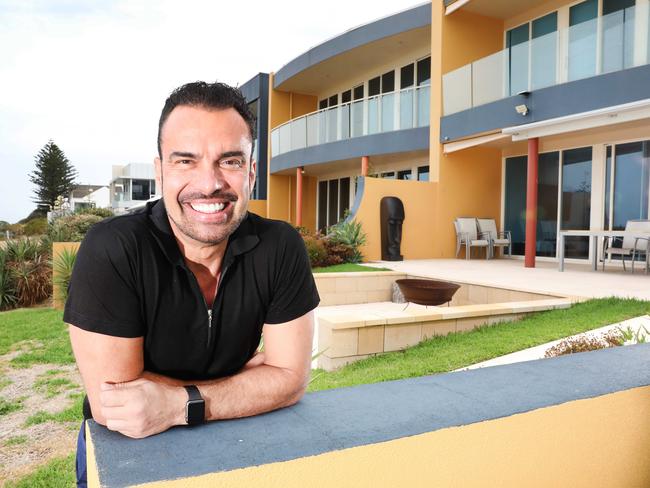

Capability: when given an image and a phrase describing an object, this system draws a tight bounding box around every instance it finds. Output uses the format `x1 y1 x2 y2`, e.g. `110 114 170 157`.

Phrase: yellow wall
354 177 437 261
121 386 650 488
52 242 81 310
434 145 503 258
248 200 267 217
440 9 504 74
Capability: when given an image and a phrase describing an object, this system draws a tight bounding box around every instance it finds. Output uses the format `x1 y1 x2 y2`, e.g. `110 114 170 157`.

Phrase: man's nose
195 162 227 194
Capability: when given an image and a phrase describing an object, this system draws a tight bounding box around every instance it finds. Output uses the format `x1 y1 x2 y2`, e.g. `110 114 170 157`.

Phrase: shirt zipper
205 263 230 349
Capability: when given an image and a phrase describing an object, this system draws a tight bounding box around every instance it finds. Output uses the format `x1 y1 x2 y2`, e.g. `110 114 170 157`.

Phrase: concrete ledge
316 298 571 369
87 344 650 487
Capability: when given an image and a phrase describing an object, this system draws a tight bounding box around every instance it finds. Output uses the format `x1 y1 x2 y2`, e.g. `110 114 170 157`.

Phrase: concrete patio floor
363 258 650 300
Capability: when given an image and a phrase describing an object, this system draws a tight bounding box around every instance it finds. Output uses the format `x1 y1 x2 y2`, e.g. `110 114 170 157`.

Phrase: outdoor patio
363 258 650 301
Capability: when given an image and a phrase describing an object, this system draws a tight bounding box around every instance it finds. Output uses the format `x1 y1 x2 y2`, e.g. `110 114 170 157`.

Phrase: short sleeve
265 225 320 324
63 222 145 338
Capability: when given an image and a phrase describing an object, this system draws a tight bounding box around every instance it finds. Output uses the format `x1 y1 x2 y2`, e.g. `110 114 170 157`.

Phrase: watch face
186 399 205 425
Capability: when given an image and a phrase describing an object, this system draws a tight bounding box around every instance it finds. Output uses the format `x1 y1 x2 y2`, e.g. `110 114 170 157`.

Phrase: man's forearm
142 361 308 422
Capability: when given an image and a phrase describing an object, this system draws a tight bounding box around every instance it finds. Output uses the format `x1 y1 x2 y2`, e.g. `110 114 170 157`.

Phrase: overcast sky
0 0 421 223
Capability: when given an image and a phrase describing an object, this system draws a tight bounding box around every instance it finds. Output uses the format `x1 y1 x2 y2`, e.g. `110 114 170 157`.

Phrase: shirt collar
148 199 260 267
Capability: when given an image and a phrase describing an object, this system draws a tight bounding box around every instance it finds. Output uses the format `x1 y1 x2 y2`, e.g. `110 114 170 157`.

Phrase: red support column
361 156 369 176
296 166 303 227
525 137 539 268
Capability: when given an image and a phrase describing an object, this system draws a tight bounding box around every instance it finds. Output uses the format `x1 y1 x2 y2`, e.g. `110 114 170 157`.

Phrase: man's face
155 105 256 246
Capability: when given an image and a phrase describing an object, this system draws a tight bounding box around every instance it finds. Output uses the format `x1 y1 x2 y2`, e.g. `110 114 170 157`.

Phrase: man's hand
99 379 186 439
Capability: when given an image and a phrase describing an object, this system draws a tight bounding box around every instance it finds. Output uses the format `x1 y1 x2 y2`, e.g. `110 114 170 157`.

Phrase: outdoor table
558 230 650 272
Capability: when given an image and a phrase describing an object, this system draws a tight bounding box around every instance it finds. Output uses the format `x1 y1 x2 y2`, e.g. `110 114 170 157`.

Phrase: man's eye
220 159 244 170
175 159 192 165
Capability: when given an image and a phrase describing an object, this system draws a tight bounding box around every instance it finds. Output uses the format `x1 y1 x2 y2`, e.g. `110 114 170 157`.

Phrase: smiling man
64 82 319 487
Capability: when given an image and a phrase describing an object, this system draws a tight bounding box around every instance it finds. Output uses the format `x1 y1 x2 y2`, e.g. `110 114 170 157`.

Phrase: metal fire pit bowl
395 279 461 306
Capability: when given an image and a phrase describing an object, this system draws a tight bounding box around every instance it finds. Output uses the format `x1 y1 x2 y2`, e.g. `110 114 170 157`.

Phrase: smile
189 202 227 214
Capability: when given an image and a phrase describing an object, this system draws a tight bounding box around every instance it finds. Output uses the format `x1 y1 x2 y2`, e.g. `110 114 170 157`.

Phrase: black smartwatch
184 385 205 426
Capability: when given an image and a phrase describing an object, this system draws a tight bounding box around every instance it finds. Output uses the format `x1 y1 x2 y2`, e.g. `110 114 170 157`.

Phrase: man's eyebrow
168 151 198 160
219 151 246 159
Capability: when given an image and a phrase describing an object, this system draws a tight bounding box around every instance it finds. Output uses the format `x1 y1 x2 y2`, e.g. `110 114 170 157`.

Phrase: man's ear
154 157 162 195
249 159 257 197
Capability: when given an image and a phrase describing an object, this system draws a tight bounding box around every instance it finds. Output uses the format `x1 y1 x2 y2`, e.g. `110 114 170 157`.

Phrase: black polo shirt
64 199 320 381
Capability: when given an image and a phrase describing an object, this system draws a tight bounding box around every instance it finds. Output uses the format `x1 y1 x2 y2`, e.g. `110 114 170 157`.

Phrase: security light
515 104 529 116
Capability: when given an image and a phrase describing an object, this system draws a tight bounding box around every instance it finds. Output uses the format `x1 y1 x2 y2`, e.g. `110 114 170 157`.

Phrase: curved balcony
270 85 430 170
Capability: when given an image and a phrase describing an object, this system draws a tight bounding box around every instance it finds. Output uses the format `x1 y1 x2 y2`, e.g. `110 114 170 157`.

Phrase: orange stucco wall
286 174 317 231
248 200 267 217
353 177 437 262
434 145 503 257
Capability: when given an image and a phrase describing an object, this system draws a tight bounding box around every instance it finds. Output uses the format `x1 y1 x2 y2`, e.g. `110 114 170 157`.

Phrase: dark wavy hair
157 81 256 159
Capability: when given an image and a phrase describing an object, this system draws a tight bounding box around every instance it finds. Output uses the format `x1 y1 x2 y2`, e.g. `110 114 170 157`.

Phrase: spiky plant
52 247 77 303
0 250 17 311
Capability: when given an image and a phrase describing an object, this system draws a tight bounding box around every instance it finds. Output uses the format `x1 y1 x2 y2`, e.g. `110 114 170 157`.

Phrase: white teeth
190 202 225 213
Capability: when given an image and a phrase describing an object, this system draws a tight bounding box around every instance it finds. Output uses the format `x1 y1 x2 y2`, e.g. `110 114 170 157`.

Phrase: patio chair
454 218 490 260
477 218 512 258
602 220 650 274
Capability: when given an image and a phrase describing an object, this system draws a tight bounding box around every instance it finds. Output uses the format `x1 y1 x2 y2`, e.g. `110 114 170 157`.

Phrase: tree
29 140 78 212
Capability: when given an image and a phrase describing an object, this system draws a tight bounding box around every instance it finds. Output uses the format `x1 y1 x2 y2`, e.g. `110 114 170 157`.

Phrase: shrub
303 235 328 268
544 330 622 358
0 250 17 310
10 256 51 307
23 218 48 236
5 238 41 262
328 219 367 263
76 207 114 218
53 247 77 303
47 213 104 242
6 223 24 237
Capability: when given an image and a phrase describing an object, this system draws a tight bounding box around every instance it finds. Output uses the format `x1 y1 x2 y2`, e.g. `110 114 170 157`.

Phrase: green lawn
2 297 649 486
308 297 650 391
0 308 71 368
312 263 392 273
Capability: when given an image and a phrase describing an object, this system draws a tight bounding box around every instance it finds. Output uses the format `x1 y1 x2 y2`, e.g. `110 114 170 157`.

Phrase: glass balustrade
443 5 648 116
270 84 430 157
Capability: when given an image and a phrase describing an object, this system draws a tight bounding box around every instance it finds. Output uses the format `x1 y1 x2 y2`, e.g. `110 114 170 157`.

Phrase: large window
506 12 557 95
317 177 351 231
568 0 598 81
604 141 650 230
561 147 592 259
504 152 559 257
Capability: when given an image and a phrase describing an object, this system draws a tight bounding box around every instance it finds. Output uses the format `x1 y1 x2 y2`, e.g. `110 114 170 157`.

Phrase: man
65 81 319 486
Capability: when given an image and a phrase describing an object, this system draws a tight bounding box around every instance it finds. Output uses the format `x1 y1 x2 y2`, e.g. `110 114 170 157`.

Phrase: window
401 64 414 89
398 169 412 180
341 90 352 104
368 77 381 96
319 99 328 110
317 177 352 231
380 172 396 179
352 85 364 137
568 0 598 81
417 165 429 181
131 179 151 201
604 141 649 231
561 147 592 259
416 57 431 86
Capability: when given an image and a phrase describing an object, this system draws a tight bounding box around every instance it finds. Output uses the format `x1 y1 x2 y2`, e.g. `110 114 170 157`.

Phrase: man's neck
168 219 228 274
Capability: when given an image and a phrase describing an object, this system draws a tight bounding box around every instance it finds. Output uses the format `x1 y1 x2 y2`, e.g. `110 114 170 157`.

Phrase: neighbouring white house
69 184 111 212
110 163 159 214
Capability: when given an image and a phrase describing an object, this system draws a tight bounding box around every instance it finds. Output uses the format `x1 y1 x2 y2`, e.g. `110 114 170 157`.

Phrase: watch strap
183 385 205 425
184 385 202 402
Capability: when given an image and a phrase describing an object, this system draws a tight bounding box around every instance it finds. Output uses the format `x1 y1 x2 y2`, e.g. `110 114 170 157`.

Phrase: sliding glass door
504 152 559 257
604 141 650 231
561 147 592 259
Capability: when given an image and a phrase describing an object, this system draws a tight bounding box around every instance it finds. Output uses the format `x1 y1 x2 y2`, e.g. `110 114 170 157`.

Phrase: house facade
243 0 650 263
